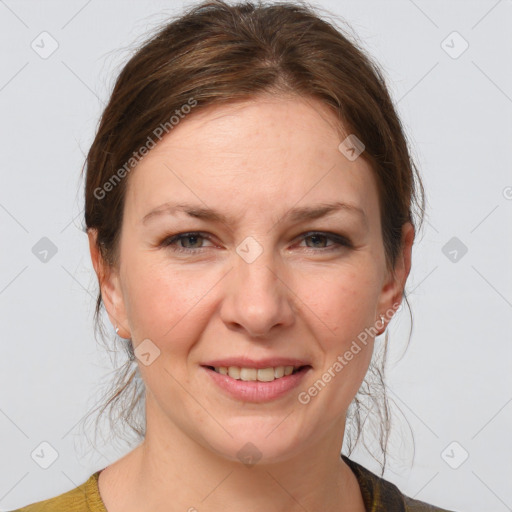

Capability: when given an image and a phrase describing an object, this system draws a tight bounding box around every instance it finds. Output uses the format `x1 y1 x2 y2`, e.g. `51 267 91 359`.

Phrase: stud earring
115 325 120 334
378 314 386 334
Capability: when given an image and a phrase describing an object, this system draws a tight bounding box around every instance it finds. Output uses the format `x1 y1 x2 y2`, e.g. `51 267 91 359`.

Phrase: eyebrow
142 200 367 228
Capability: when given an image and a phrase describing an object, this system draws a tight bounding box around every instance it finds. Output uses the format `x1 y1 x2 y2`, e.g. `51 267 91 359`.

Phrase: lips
202 361 312 402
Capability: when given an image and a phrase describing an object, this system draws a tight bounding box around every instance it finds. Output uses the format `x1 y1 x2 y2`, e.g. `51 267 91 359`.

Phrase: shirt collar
341 454 406 512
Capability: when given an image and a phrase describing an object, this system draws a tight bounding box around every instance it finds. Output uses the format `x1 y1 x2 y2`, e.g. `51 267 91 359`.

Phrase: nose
220 248 296 339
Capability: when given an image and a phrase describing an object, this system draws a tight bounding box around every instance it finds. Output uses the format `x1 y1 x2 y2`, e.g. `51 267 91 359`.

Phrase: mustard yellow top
10 455 456 511
11 470 106 512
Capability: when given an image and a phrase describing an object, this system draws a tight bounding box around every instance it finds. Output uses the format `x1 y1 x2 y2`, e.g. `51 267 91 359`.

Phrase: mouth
200 360 312 402
201 364 311 382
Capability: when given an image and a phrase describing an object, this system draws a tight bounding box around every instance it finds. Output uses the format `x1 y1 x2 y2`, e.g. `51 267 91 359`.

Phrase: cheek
121 255 214 344
294 266 378 402
297 264 380 343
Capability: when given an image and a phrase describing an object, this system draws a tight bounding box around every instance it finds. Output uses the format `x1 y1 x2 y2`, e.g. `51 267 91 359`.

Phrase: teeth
240 368 257 381
213 365 300 381
274 366 285 378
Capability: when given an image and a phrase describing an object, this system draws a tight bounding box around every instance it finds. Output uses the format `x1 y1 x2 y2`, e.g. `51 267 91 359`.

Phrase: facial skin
88 94 414 512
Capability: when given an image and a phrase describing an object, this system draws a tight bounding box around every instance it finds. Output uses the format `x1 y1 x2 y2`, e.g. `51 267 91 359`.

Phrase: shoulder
9 471 106 512
341 454 458 512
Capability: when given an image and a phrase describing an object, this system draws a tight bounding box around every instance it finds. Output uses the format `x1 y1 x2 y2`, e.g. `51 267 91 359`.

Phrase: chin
201 424 305 467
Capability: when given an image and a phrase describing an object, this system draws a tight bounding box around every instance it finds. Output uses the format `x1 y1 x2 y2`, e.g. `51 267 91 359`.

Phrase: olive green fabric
341 455 456 512
11 455 455 511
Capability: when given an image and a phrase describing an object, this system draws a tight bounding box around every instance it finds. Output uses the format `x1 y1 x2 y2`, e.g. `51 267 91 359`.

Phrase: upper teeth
214 366 298 382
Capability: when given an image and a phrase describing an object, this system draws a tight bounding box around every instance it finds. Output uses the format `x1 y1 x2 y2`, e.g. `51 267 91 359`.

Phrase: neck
98 400 365 512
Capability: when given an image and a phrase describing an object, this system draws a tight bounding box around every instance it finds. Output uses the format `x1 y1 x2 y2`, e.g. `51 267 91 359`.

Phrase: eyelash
159 231 352 255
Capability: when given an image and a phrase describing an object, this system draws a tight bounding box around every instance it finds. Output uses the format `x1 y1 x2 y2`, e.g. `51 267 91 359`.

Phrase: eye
159 230 352 255
297 231 352 252
160 232 215 253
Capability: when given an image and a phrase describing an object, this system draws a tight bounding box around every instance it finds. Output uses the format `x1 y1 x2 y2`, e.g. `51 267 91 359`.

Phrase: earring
115 325 120 334
379 314 386 334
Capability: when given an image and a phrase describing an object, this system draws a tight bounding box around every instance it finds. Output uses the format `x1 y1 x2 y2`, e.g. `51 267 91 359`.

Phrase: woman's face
91 95 412 463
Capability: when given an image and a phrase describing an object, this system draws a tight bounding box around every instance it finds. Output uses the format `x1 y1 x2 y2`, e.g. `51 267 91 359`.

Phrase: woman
13 0 457 510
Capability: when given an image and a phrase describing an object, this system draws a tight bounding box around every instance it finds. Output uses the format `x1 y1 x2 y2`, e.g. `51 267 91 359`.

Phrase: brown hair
82 0 425 473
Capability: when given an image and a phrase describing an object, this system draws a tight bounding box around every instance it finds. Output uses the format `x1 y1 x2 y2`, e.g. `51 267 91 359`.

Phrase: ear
87 228 130 339
375 222 415 333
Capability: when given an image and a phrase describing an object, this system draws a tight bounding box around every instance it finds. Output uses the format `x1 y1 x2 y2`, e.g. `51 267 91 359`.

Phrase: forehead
124 95 380 227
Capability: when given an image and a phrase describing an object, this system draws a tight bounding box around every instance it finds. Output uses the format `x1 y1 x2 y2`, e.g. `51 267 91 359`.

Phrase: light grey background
1 1 511 511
